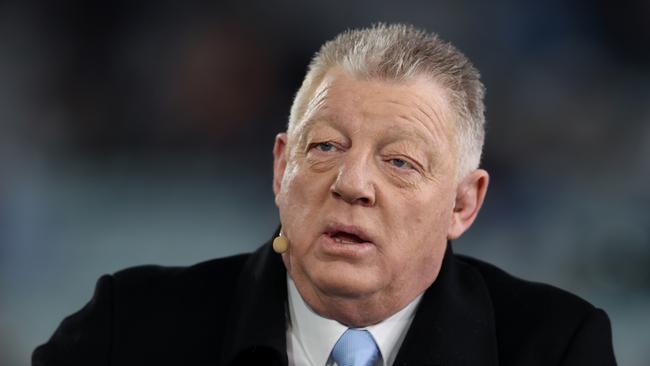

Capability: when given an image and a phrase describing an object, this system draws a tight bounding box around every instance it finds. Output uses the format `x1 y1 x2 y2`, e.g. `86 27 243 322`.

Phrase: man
34 24 616 365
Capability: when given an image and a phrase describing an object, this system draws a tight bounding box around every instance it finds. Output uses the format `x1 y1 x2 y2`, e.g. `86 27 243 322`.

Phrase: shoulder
107 252 252 316
112 252 251 294
455 254 597 319
453 254 616 365
33 253 255 365
104 253 254 361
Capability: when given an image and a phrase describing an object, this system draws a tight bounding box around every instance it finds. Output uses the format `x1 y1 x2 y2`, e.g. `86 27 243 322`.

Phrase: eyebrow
297 113 342 141
293 114 334 149
301 114 437 152
386 120 434 146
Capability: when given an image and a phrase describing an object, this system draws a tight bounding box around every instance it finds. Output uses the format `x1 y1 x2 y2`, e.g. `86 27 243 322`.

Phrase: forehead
294 69 456 146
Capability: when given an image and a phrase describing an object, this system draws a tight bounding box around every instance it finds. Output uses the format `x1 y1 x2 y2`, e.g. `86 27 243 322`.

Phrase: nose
330 152 376 206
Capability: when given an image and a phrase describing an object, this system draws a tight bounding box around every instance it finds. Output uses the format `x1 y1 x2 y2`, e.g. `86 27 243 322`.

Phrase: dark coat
33 238 617 366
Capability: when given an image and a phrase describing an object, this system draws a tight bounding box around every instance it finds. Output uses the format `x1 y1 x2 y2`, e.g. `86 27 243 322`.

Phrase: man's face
273 69 462 324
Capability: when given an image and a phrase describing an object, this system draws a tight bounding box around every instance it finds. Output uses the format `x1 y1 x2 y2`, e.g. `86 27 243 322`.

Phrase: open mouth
329 231 366 244
324 224 372 245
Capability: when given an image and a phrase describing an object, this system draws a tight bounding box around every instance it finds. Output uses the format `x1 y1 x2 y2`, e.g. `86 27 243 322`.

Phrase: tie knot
331 329 381 366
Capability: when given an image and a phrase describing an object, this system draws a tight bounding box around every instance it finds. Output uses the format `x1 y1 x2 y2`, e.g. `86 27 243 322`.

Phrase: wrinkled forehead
289 68 458 148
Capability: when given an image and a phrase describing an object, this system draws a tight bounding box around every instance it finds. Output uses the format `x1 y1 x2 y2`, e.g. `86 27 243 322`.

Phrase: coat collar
392 244 499 366
220 240 288 365
221 238 499 366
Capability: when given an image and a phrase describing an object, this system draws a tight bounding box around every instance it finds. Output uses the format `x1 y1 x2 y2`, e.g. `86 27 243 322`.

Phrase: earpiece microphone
273 231 289 254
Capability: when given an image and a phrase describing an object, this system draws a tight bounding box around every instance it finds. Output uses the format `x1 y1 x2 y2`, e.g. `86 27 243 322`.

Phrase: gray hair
288 23 486 178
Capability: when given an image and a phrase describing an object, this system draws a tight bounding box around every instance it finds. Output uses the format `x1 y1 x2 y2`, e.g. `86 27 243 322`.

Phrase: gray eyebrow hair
300 115 335 134
379 126 442 173
298 113 438 151
293 113 338 140
292 114 334 150
385 123 432 146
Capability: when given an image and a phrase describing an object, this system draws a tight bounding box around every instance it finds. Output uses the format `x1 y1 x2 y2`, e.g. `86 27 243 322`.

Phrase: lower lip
318 234 375 257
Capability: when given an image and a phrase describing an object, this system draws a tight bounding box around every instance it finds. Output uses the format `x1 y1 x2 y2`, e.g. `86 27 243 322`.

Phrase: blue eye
390 158 412 169
315 142 335 152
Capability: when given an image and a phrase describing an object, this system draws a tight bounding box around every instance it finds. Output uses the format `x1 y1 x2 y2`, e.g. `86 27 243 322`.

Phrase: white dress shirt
286 276 422 366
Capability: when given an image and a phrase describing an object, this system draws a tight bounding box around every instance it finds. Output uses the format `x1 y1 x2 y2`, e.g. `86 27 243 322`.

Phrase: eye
313 142 337 152
389 158 414 170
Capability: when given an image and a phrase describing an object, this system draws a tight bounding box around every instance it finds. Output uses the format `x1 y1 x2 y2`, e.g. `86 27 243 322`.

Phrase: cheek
281 164 318 208
385 188 454 248
279 163 311 209
382 195 451 288
277 163 332 238
279 161 299 196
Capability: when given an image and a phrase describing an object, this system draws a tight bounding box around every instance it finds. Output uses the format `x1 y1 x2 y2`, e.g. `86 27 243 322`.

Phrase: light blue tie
331 328 381 366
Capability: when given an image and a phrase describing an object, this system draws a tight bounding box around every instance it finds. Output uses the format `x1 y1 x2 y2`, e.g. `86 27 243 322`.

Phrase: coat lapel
220 238 499 366
220 239 289 366
393 244 499 366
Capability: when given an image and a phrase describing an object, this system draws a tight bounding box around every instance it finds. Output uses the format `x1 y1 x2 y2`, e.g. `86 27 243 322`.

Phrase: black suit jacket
33 238 617 365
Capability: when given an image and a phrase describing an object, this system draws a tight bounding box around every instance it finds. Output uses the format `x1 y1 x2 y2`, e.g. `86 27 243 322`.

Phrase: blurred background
1 0 648 364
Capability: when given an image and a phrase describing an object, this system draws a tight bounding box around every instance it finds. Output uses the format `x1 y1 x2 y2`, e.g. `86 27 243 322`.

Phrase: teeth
332 235 361 244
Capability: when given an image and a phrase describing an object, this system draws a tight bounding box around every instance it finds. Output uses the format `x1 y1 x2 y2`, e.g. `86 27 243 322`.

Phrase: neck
295 280 429 327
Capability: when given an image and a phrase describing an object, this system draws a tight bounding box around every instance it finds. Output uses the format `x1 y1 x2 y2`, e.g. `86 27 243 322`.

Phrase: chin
311 268 382 299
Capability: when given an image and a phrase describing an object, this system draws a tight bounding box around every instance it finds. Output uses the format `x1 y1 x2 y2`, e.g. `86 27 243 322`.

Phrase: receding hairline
287 23 486 178
286 68 462 178
290 67 460 148
290 66 458 133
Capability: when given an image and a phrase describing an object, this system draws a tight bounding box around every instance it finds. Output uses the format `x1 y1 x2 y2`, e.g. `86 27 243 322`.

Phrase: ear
447 169 489 240
272 133 289 199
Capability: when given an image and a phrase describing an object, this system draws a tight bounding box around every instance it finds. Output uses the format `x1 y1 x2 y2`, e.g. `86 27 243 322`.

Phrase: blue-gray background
1 1 649 365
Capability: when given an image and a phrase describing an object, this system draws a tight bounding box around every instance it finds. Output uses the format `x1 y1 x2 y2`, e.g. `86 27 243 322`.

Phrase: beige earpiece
272 231 289 254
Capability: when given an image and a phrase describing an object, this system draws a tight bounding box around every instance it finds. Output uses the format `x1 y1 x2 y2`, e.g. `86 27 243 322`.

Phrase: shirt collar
287 276 422 366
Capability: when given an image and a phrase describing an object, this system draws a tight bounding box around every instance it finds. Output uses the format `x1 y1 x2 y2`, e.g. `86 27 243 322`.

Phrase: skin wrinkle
304 116 436 188
380 84 454 161
276 70 460 325
299 72 453 191
294 109 331 157
297 118 342 163
291 25 486 180
381 141 432 178
290 69 330 130
306 83 330 118
390 103 450 182
273 63 491 328
270 29 489 328
300 121 435 193
294 69 458 177
385 76 462 180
